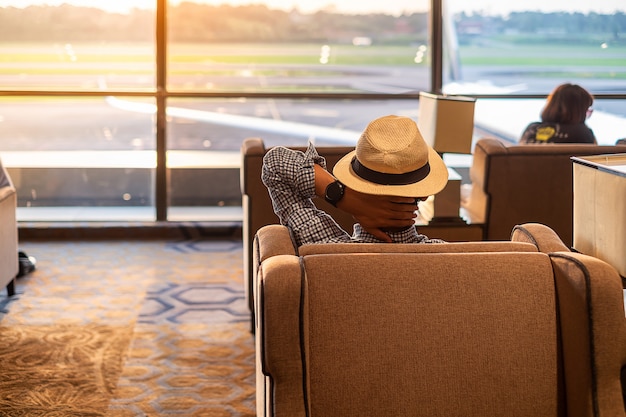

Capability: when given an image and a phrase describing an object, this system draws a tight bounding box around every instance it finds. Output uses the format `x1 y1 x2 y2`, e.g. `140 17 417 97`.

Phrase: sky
1 0 624 16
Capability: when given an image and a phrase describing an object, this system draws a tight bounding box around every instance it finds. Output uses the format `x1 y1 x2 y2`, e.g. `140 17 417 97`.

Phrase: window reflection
0 97 156 221
165 98 421 220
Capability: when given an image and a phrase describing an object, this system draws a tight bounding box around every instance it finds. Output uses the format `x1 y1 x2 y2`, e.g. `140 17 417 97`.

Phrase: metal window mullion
156 0 168 221
430 0 443 94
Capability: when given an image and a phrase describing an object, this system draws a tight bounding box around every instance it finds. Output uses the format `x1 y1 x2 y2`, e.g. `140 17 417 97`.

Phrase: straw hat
333 115 448 196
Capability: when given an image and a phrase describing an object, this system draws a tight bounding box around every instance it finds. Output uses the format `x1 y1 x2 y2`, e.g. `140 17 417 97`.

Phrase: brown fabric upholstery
0 158 18 296
252 224 539 331
511 222 571 253
302 253 558 417
255 223 626 417
298 240 537 256
549 251 626 416
254 224 297 263
463 138 626 246
256 255 305 417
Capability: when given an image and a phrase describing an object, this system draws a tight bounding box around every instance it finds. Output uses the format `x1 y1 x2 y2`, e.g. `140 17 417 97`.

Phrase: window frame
1 0 625 221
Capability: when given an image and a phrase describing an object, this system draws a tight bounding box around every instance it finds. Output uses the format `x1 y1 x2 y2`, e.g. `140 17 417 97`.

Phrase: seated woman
520 83 597 144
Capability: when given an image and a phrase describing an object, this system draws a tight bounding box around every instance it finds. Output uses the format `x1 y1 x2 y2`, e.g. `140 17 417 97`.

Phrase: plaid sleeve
261 143 350 246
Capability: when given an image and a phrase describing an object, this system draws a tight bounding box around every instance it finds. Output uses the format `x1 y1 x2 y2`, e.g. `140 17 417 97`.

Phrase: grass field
0 42 624 84
459 44 626 66
2 42 626 66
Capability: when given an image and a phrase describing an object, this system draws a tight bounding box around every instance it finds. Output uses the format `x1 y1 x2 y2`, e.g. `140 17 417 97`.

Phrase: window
1 0 625 222
0 2 157 220
0 96 156 221
0 0 432 221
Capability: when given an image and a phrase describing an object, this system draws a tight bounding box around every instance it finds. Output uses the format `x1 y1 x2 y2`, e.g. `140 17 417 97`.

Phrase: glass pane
446 1 626 144
474 97 626 146
0 2 156 91
445 0 626 95
0 97 156 221
165 97 420 220
167 0 431 93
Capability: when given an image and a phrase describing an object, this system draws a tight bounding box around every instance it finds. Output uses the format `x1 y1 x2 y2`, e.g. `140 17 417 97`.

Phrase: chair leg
6 278 15 297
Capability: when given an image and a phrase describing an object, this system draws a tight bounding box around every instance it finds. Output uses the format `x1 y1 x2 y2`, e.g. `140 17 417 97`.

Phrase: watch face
325 181 345 205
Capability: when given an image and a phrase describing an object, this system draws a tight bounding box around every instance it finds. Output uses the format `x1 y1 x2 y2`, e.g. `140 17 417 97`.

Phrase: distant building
352 37 372 46
457 20 484 36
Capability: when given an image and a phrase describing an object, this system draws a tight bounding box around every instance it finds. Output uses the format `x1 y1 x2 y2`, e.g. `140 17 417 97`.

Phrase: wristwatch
324 180 345 207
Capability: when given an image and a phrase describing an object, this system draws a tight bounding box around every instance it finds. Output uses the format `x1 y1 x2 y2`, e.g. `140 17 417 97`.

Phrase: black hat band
350 156 431 186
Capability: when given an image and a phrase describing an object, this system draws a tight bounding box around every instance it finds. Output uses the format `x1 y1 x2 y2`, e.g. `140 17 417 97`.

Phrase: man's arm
313 164 418 242
262 145 352 245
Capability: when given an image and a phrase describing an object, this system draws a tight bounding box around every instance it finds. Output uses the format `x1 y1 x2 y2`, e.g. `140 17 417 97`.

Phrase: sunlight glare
2 0 623 15
0 0 430 16
0 0 155 13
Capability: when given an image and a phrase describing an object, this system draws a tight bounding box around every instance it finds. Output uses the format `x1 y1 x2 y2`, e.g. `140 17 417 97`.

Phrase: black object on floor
17 251 36 278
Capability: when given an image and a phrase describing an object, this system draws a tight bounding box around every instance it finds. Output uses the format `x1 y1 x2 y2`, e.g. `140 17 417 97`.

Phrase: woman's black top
520 122 596 144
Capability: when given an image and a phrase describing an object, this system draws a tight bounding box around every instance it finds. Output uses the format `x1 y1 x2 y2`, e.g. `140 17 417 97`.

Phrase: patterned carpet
0 237 255 416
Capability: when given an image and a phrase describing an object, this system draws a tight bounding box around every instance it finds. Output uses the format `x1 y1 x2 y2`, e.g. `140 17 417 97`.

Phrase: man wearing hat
262 115 449 246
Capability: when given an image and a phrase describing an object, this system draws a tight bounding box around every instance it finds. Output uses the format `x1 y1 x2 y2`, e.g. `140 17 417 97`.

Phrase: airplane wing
106 96 361 145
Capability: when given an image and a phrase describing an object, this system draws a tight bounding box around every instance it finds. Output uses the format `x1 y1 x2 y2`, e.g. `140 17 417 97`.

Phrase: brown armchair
254 222 626 417
462 138 626 245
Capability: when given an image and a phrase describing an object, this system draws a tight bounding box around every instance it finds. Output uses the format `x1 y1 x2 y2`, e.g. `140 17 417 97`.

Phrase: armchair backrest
255 223 626 417
464 138 626 245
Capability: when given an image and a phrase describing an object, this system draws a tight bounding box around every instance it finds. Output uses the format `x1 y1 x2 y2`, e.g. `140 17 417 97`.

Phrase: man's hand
338 188 419 242
313 163 420 242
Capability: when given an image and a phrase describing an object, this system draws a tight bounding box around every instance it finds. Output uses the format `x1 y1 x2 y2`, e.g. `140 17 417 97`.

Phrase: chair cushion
300 252 558 417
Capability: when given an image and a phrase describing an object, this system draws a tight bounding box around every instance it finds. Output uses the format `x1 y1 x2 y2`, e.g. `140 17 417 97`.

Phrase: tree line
0 3 624 44
0 3 428 44
457 10 626 44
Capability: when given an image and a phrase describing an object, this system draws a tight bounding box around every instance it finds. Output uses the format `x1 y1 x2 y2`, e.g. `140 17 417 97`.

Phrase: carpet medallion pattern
0 323 133 416
0 238 255 416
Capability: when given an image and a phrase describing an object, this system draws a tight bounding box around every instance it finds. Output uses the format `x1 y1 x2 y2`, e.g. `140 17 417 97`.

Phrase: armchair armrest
254 224 297 263
0 183 18 295
251 225 298 332
0 184 15 204
511 223 571 253
549 251 626 414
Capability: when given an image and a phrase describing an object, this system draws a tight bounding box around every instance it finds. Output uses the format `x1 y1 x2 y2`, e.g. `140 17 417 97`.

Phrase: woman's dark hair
541 83 594 124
